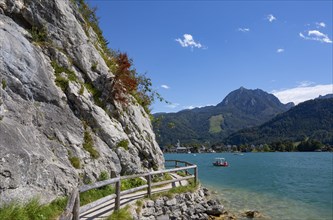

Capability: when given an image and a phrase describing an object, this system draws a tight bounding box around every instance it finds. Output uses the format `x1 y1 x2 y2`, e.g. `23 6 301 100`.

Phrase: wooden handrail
60 160 198 219
59 189 78 220
79 177 120 193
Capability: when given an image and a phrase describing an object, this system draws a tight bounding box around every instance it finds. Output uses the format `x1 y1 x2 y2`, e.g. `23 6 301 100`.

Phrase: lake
164 152 333 220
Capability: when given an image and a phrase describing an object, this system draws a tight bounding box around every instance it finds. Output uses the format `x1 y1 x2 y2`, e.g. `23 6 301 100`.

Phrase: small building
176 146 188 153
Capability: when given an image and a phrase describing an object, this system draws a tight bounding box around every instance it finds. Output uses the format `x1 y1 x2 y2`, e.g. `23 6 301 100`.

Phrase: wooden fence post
194 166 198 185
147 174 152 198
115 179 121 211
73 191 80 220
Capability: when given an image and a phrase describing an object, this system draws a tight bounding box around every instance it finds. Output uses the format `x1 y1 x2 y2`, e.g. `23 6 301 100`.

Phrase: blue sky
88 0 332 113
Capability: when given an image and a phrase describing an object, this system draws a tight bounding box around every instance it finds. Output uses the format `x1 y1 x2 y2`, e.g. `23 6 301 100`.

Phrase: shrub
69 157 81 169
30 26 47 43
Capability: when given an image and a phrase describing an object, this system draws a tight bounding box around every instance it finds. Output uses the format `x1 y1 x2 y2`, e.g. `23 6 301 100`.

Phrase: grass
0 197 67 220
83 130 100 159
135 200 143 215
176 171 188 177
79 84 85 95
69 157 81 169
80 171 114 206
209 114 224 134
116 139 129 150
91 62 98 71
80 186 115 206
1 79 6 89
51 60 78 91
150 179 198 200
121 178 146 191
84 82 104 107
152 173 173 183
106 205 132 220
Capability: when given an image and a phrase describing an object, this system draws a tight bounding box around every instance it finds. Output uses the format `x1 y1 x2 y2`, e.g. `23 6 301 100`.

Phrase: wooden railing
60 160 197 220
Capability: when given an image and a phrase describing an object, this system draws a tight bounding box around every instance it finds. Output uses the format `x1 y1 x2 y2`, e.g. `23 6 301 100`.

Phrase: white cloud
167 103 180 109
175 34 204 49
238 28 250 32
273 84 333 105
299 30 332 43
266 14 276 22
184 105 196 110
297 80 315 87
183 104 214 110
316 22 326 28
161 85 170 89
276 48 284 53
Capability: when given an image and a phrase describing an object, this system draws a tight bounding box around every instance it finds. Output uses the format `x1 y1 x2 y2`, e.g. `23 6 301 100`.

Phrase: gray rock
166 198 177 206
156 215 169 220
206 204 224 216
0 0 164 205
142 207 155 217
155 198 165 207
146 200 155 207
244 210 262 218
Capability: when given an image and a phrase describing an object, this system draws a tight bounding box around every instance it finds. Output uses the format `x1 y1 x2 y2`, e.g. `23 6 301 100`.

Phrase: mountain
224 98 333 145
317 94 333 100
153 87 293 147
0 0 163 204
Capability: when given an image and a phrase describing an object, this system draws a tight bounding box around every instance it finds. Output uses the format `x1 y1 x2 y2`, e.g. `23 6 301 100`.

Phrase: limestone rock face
0 0 164 204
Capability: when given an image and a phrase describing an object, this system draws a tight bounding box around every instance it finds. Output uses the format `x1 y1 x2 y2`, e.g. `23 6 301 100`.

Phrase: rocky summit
0 0 164 204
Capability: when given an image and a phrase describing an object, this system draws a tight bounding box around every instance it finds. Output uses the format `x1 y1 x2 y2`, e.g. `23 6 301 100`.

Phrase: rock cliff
0 0 164 204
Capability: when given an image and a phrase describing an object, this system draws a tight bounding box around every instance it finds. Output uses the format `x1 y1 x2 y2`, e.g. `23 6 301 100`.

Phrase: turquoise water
164 152 333 220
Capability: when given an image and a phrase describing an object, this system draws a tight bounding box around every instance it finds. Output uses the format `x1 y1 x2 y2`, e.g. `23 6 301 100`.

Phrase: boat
213 158 229 167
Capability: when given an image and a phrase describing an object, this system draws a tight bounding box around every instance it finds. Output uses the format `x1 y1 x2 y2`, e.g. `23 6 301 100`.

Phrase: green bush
116 140 129 150
69 157 81 169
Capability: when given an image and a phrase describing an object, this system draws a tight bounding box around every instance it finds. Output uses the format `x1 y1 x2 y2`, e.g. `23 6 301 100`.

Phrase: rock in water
0 0 164 204
244 210 262 218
